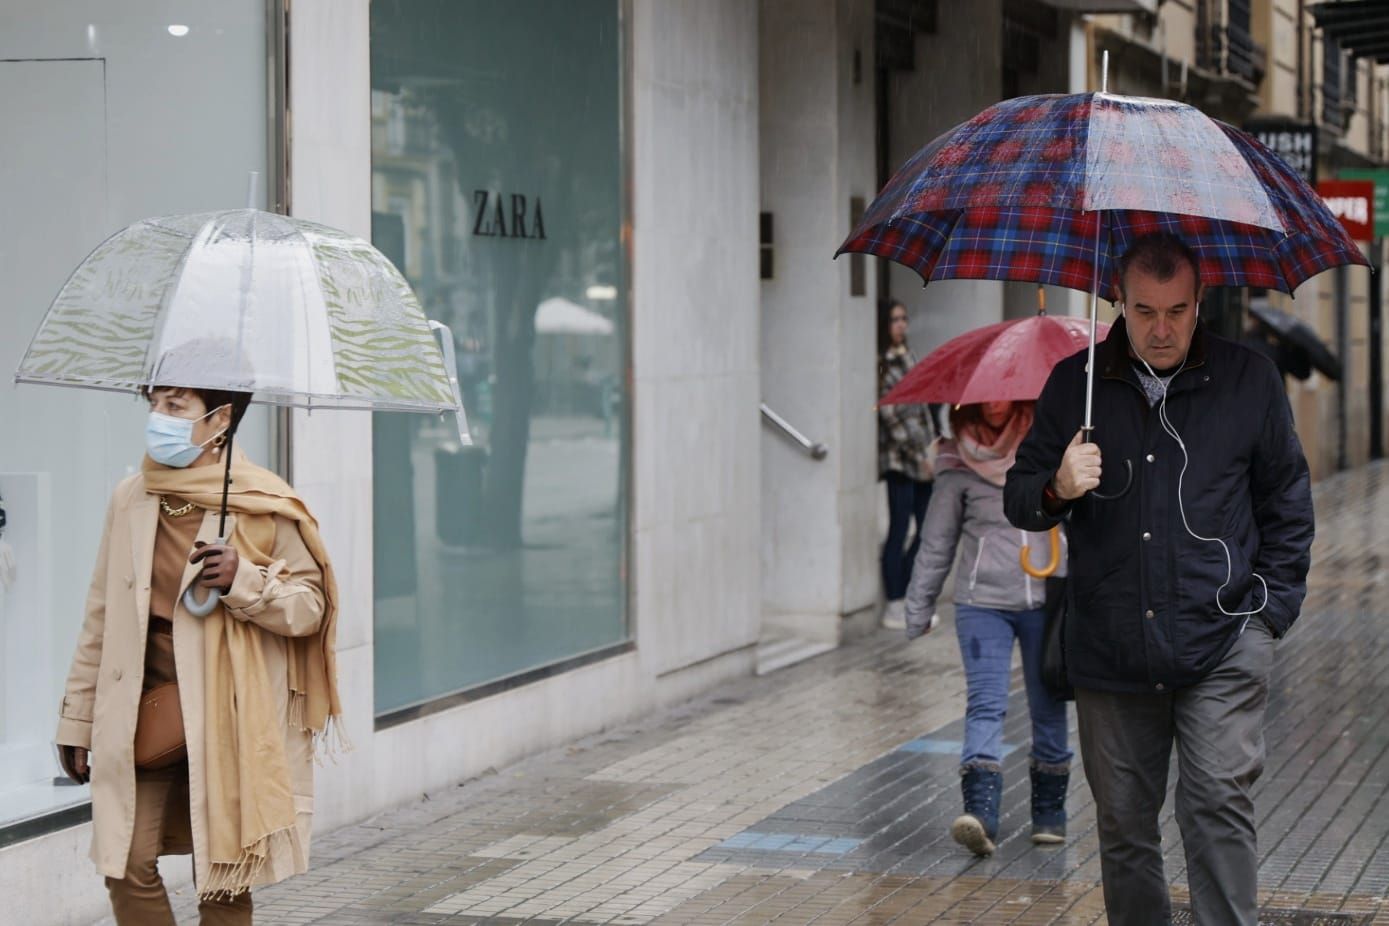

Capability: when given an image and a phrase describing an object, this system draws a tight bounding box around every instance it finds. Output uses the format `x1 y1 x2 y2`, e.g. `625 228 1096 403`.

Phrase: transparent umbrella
15 206 469 614
16 208 465 415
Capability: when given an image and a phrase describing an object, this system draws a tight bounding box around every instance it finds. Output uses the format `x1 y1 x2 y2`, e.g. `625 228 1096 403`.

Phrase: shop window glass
0 1 273 832
370 0 629 715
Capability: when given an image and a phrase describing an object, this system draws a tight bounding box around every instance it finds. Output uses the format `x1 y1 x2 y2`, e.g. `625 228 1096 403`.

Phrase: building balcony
1039 0 1156 11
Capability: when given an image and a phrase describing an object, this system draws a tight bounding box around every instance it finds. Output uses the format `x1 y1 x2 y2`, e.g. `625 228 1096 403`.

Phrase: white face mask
145 405 227 468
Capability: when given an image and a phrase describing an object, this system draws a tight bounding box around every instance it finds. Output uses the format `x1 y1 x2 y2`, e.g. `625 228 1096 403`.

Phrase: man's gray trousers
1076 618 1275 926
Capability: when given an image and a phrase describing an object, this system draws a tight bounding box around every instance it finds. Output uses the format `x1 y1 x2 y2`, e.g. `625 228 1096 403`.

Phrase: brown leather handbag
134 682 187 769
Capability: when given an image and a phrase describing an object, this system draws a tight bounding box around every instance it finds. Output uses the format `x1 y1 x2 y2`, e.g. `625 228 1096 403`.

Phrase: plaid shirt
878 345 935 482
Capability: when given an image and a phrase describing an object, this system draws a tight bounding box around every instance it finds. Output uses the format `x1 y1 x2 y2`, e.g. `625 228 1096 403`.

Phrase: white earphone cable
1124 311 1268 619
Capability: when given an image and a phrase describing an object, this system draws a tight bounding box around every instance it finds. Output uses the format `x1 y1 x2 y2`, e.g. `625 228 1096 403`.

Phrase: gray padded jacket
904 441 1065 639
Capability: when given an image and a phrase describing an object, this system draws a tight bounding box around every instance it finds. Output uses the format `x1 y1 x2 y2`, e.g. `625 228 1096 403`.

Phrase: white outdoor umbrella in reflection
15 206 470 615
535 297 615 335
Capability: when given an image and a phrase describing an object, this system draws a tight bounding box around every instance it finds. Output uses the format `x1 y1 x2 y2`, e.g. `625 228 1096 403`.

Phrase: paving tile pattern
1170 906 1372 925
126 465 1389 924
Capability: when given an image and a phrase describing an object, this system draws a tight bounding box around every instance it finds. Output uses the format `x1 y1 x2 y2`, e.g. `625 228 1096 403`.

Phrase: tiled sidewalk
155 465 1389 925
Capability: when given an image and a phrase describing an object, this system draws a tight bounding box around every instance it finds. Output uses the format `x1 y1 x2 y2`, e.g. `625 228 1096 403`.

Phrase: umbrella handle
1021 526 1061 579
1091 458 1134 501
428 320 474 447
1079 426 1134 501
182 535 227 618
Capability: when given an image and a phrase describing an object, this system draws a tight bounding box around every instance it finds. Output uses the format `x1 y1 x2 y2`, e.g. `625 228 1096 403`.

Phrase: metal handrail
760 403 828 460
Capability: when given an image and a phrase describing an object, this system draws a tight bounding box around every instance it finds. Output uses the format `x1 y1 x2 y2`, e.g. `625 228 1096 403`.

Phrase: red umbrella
881 310 1110 407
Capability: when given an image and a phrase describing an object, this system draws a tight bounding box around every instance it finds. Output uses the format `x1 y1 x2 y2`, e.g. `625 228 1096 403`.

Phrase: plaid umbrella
840 83 1366 500
838 91 1366 300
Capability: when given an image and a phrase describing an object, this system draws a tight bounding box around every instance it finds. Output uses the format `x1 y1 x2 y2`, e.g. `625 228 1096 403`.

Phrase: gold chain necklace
160 495 196 517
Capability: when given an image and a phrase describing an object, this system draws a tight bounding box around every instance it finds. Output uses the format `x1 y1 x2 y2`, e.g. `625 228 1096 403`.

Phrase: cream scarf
142 450 344 898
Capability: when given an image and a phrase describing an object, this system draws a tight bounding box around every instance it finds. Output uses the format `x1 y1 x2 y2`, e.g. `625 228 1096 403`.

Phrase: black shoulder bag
1042 575 1075 702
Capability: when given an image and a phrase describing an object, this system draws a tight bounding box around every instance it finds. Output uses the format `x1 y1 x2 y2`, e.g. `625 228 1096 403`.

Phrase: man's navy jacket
1004 318 1314 694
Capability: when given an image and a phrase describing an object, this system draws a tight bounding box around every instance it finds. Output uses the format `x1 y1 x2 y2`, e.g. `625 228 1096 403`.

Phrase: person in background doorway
878 299 937 630
904 400 1072 856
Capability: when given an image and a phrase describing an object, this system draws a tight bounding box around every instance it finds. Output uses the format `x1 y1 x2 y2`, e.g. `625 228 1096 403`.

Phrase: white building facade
0 2 1108 922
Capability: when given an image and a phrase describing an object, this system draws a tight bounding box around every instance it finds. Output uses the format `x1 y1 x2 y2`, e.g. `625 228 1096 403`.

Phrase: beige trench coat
55 472 324 887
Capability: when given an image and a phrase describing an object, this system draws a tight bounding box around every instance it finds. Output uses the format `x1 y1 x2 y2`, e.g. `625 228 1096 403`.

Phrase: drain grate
1172 906 1373 925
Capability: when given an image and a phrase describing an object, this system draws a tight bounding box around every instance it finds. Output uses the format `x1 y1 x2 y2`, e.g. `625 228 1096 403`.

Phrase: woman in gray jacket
904 400 1072 857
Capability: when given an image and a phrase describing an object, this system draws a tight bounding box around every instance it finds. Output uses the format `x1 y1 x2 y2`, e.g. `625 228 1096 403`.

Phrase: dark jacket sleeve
1248 364 1314 636
1006 361 1081 532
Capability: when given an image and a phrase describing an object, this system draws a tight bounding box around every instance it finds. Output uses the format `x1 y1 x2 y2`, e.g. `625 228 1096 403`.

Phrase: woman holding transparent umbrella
55 353 339 924
20 205 463 924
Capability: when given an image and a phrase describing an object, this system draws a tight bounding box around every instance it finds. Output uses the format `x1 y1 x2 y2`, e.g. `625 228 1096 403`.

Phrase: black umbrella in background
1248 302 1342 382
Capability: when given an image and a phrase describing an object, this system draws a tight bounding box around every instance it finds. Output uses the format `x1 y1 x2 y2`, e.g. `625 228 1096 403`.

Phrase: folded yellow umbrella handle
1020 526 1061 579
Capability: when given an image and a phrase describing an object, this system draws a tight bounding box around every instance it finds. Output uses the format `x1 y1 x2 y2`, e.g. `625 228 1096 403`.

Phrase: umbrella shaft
217 430 235 537
1084 213 1103 436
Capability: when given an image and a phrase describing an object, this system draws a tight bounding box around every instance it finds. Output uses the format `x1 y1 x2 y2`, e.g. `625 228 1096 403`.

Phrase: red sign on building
1318 180 1376 242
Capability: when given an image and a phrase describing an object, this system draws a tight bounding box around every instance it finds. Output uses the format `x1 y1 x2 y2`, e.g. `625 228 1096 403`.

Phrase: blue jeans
954 604 1073 769
882 473 932 600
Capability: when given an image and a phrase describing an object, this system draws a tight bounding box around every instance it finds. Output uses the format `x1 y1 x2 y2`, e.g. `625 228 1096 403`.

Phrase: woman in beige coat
55 385 343 925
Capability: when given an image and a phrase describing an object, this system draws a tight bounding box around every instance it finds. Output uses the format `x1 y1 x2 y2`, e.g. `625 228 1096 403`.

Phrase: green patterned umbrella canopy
15 209 463 418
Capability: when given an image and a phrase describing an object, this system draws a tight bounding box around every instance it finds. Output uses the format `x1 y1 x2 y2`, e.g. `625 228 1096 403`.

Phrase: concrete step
755 636 837 676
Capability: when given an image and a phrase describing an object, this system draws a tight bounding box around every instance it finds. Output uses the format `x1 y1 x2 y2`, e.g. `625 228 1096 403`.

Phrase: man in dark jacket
1004 232 1313 926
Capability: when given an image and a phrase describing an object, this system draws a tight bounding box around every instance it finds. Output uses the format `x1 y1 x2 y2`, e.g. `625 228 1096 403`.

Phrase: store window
370 0 630 716
0 2 274 835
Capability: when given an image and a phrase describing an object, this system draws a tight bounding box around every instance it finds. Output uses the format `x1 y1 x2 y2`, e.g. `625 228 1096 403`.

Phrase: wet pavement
157 464 1389 924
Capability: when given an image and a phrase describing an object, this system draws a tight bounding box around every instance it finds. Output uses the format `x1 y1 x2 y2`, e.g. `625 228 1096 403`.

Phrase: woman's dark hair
878 298 907 356
141 385 253 436
143 337 256 436
948 401 1032 438
948 403 986 438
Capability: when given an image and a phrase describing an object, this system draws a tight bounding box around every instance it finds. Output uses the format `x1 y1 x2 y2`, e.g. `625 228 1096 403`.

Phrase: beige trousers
105 764 253 925
107 627 252 924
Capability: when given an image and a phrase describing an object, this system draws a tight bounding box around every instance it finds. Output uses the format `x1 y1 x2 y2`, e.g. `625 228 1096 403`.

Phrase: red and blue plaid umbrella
838 91 1367 300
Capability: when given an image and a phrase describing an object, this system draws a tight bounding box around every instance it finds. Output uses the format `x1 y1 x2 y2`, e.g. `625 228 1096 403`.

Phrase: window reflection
0 0 271 830
370 0 629 714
